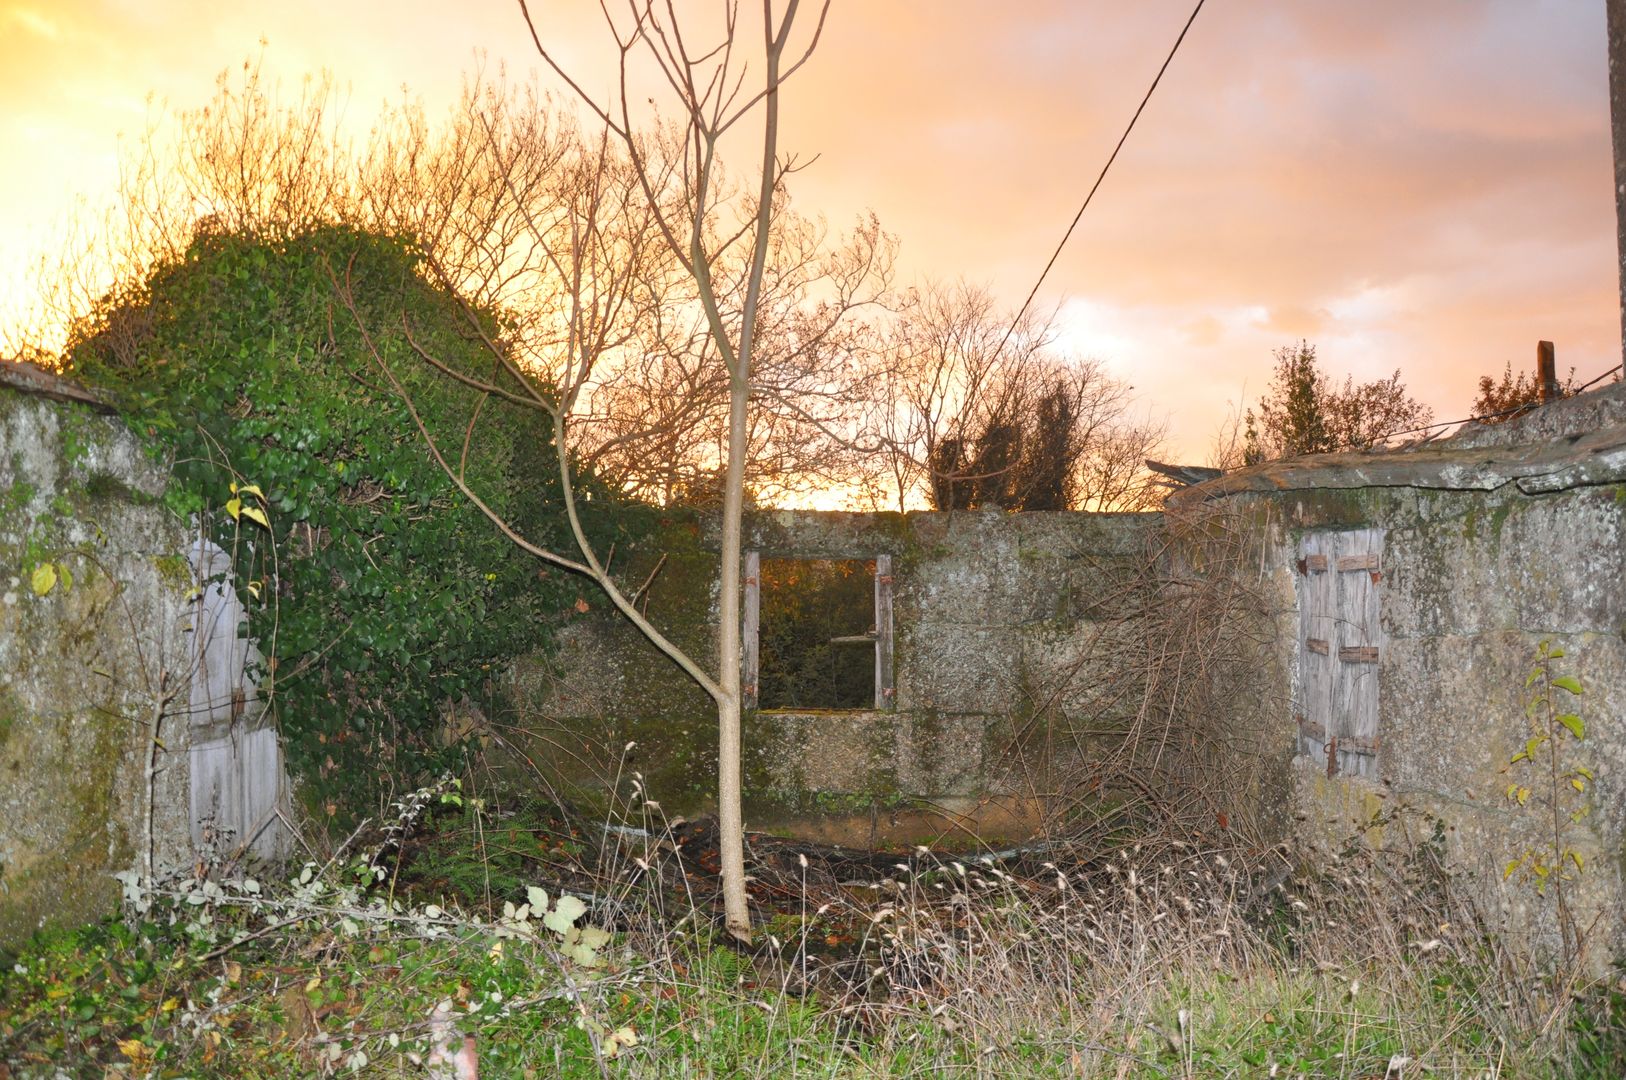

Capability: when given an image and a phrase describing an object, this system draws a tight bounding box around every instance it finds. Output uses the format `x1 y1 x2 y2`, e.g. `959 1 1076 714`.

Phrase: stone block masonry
1174 381 1626 963
506 506 1160 845
11 352 1624 962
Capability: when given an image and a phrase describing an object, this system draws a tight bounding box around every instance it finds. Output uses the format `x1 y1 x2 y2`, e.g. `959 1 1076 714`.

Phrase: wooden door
1296 528 1383 779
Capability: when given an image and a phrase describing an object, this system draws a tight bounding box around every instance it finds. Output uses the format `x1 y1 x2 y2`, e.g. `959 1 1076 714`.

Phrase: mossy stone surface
0 388 195 949
509 507 1160 840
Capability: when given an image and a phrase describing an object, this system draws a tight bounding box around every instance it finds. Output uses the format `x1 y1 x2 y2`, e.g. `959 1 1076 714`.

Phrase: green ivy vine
68 225 634 822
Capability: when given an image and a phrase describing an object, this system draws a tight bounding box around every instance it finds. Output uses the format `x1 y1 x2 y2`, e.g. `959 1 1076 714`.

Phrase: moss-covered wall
1191 393 1626 963
0 388 197 948
507 507 1160 843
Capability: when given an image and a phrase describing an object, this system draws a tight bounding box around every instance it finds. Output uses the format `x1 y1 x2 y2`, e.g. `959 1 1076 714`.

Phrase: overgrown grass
5 794 1625 1078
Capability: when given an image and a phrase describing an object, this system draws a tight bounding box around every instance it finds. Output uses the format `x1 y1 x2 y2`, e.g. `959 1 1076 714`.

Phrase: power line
998 0 1208 355
1574 362 1624 394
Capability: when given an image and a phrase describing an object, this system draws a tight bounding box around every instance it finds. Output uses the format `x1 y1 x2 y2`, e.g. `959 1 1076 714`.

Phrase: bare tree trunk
714 355 751 938
714 1 793 943
507 0 829 941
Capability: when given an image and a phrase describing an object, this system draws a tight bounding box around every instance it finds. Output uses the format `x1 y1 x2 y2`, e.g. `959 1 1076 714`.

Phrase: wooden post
873 555 894 710
742 550 759 710
1537 340 1558 403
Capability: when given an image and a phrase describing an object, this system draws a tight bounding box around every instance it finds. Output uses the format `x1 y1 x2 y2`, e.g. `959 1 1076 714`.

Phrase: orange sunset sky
1 1 1620 464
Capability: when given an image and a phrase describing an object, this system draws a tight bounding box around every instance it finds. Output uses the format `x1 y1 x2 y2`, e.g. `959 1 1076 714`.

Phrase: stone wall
1174 382 1626 959
508 508 1159 845
0 381 286 948
11 346 1623 954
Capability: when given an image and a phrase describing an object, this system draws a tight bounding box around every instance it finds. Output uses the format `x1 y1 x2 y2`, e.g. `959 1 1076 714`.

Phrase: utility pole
1607 0 1626 366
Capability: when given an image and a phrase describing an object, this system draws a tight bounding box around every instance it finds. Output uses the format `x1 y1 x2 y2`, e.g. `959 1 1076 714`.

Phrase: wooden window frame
741 551 895 711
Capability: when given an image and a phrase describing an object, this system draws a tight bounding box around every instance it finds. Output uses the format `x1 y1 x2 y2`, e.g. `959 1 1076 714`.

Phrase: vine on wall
69 225 632 822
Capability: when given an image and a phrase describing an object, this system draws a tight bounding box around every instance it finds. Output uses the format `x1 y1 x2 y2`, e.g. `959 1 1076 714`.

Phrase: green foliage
1502 640 1593 963
393 801 587 912
0 814 1577 1079
1245 341 1330 464
0 906 1518 1078
1572 964 1626 1072
757 558 874 710
1243 341 1432 464
0 855 622 1076
4 477 93 604
67 225 631 817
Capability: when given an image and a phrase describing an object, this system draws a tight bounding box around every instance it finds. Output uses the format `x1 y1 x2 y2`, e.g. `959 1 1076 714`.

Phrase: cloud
7 7 61 40
1254 305 1330 339
1181 315 1222 348
0 1 1618 463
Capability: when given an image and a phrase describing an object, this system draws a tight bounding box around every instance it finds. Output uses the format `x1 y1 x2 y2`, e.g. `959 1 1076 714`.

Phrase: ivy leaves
29 560 70 596
69 226 618 814
224 481 269 530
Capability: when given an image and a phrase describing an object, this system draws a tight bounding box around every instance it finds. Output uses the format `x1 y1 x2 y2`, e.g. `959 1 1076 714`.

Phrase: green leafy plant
66 226 638 819
27 558 71 596
9 797 625 1078
2 829 1553 1077
223 479 270 531
1502 639 1592 962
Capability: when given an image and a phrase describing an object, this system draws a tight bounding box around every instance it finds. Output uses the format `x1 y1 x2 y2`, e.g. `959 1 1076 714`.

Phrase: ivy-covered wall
1 223 635 942
65 227 628 827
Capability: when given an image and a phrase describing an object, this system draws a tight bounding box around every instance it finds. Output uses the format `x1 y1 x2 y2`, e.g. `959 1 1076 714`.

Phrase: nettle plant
1502 640 1593 956
108 774 627 1072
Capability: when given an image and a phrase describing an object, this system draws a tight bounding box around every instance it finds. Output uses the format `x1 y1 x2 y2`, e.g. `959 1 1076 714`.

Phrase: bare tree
867 280 1163 512
1205 400 1249 472
15 62 634 381
353 59 891 515
12 21 857 938
866 282 1041 511
368 0 833 940
13 54 888 508
575 207 892 505
1072 401 1167 512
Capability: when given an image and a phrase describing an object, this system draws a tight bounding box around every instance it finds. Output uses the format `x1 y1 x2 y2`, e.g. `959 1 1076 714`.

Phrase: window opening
743 553 893 710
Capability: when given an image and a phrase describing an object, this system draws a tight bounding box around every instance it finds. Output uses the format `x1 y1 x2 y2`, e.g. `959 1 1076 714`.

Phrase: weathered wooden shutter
1297 533 1335 768
1296 528 1383 778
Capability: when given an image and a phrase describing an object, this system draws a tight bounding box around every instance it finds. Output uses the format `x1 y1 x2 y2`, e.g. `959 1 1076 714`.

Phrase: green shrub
68 224 633 819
